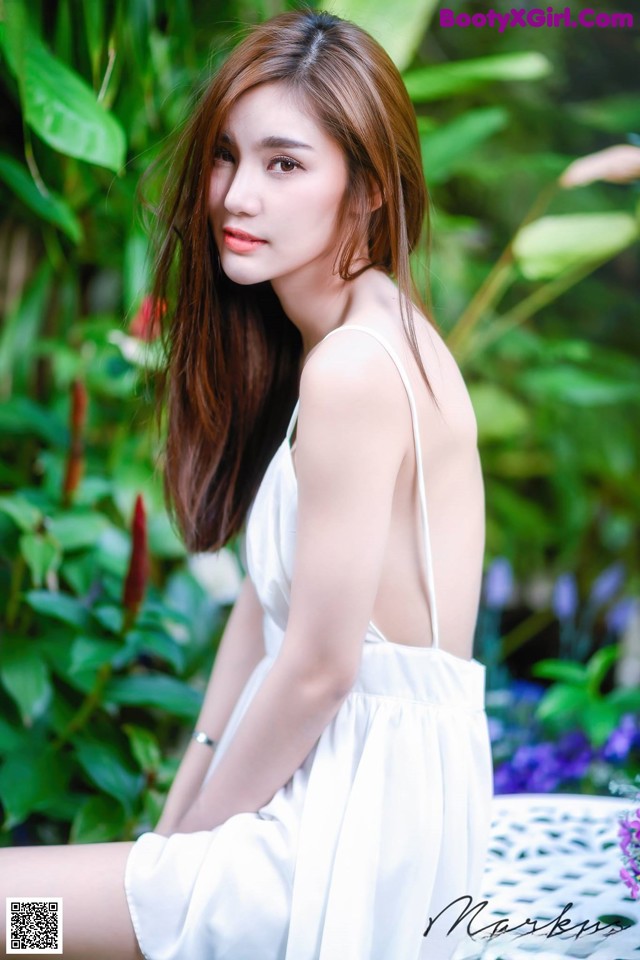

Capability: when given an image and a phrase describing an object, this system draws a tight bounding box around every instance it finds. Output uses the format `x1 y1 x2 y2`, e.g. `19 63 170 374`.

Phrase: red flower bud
70 379 88 438
130 296 166 342
123 494 149 618
62 440 84 503
62 380 87 504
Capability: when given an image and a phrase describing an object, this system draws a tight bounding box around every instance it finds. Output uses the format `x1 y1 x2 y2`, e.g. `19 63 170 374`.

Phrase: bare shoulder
298 325 410 437
290 329 410 505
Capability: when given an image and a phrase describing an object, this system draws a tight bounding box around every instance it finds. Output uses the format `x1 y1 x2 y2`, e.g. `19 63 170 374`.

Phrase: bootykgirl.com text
439 5 633 31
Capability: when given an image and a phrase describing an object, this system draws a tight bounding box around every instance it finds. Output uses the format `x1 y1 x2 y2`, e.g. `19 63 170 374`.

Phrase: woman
0 9 493 960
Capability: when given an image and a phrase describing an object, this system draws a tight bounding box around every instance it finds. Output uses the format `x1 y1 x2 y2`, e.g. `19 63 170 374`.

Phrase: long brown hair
143 9 437 552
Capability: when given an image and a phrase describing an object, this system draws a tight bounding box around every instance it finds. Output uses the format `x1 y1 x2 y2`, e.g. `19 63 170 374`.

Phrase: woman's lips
223 227 267 253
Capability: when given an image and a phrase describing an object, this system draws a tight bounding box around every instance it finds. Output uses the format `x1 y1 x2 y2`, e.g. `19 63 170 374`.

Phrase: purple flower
621 868 639 898
484 557 513 609
556 730 593 779
552 573 578 621
605 596 638 634
589 562 625 607
602 714 640 763
617 790 640 900
510 680 545 704
494 742 560 794
493 728 595 795
487 716 504 743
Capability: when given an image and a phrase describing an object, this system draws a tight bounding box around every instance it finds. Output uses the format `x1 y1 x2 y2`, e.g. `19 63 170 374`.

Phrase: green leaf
92 605 125 635
104 675 202 720
70 794 127 843
24 590 91 629
0 260 53 396
0 396 67 446
37 790 87 823
467 382 530 442
0 0 126 170
489 481 554 539
68 636 127 675
48 511 111 551
156 755 180 789
532 660 587 686
125 630 186 674
0 749 69 828
0 153 82 241
0 494 42 532
143 788 165 830
0 717 24 754
123 229 151 317
404 52 551 101
581 700 620 747
536 683 587 723
328 0 439 70
513 213 638 281
519 366 639 407
123 724 162 772
71 476 113 508
571 94 640 135
606 688 640 714
147 511 187 560
0 640 52 725
422 108 509 184
82 0 106 82
586 645 620 693
19 531 62 588
74 739 143 808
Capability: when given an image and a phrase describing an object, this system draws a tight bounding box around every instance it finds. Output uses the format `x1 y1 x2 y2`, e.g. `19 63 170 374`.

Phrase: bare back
292 313 485 661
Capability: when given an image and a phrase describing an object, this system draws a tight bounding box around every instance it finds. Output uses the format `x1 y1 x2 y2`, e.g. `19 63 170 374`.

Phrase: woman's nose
223 164 261 217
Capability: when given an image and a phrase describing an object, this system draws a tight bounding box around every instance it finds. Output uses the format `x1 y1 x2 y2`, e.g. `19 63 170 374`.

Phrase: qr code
6 898 63 954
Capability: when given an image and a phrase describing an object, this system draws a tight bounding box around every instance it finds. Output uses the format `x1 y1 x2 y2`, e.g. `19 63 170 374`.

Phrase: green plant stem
97 45 117 103
499 609 555 660
448 180 560 355
42 226 66 273
22 123 49 198
449 259 515 355
468 251 617 356
5 553 26 628
51 663 113 750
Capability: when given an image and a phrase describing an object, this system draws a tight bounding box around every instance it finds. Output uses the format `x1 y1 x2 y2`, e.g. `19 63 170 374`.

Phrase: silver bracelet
192 730 218 749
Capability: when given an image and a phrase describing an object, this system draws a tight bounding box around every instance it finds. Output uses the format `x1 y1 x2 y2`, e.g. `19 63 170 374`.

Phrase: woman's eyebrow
260 135 313 150
218 132 313 151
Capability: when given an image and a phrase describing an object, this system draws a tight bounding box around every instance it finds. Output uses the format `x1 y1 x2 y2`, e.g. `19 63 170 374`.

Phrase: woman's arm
155 572 267 834
173 338 406 834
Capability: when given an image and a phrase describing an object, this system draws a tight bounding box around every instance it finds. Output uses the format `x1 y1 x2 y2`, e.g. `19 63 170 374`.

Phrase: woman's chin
219 262 270 287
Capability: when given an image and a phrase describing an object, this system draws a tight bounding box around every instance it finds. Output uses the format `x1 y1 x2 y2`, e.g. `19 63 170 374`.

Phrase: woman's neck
272 260 390 366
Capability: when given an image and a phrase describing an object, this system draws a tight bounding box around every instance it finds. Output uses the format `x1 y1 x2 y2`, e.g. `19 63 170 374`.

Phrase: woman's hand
169 657 350 834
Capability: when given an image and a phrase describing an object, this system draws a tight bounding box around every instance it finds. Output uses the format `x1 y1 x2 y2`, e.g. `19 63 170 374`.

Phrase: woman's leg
0 841 144 960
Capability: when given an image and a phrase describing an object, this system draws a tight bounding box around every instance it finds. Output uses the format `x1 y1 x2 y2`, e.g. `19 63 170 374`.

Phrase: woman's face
208 82 350 288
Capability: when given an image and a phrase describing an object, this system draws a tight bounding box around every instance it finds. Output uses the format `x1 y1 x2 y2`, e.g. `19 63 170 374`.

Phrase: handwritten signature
423 895 630 942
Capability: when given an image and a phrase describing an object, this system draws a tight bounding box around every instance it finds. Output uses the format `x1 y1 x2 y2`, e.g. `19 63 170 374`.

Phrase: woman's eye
269 156 300 174
214 146 234 163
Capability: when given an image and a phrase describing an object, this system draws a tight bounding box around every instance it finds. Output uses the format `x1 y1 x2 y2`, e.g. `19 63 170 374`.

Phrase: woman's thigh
0 841 143 960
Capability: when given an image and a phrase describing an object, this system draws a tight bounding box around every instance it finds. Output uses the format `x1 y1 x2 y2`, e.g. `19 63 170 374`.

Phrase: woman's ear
368 177 383 212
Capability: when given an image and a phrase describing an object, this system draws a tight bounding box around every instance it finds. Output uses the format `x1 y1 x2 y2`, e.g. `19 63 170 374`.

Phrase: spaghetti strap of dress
285 324 440 651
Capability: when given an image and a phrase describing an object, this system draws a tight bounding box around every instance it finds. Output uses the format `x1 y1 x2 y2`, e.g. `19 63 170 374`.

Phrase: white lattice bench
451 794 639 959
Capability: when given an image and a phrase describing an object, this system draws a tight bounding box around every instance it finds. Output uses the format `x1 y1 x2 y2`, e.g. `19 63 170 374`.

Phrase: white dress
125 324 494 960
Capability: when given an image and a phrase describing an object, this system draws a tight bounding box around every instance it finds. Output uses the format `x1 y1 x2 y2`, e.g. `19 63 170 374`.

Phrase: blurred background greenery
0 0 638 844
